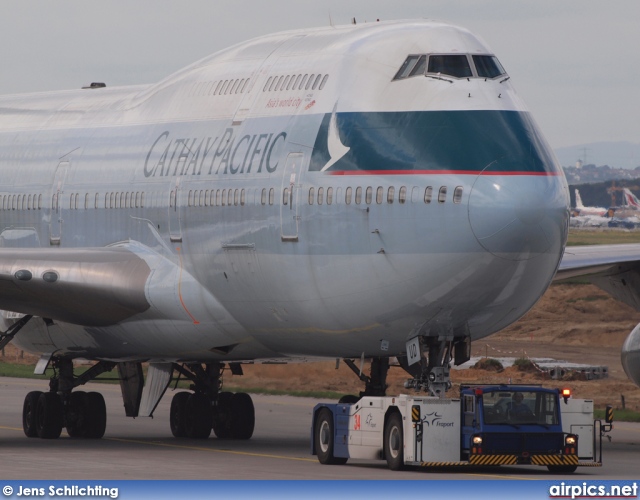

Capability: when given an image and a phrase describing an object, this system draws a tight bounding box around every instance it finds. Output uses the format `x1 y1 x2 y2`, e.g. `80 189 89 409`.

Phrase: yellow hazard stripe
469 455 518 465
530 455 578 466
577 461 602 467
420 462 470 467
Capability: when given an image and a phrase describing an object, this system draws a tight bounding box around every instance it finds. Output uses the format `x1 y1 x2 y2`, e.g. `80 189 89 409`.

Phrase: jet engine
622 323 640 388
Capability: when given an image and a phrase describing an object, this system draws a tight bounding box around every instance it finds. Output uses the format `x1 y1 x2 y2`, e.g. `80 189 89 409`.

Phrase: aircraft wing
555 243 640 310
0 247 151 326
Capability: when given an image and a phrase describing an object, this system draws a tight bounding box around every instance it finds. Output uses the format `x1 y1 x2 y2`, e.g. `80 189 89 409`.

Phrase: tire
23 391 43 438
230 392 255 440
547 465 577 474
36 392 63 439
185 393 212 439
170 392 190 438
212 392 233 439
315 407 347 465
83 392 107 439
65 391 88 438
384 411 405 470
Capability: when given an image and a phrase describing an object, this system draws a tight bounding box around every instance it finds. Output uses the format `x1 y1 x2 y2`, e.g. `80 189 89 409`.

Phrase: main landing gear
22 358 111 439
169 362 255 440
20 358 256 441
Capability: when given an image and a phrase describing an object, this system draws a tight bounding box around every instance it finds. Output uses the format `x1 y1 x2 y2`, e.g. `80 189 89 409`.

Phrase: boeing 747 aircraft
0 20 637 443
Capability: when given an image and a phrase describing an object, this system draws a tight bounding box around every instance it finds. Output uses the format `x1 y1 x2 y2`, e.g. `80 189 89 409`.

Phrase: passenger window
38 194 42 210
312 74 322 90
261 188 267 205
453 186 463 204
269 188 274 205
345 187 352 205
327 187 333 205
188 190 193 207
241 79 249 93
214 81 223 95
399 186 407 204
282 76 291 91
428 55 472 78
306 74 315 90
27 194 32 210
355 187 362 205
472 55 506 79
84 193 89 209
424 186 433 204
317 187 324 205
240 189 245 206
140 192 145 208
366 187 372 204
387 186 395 204
293 75 302 89
269 77 278 91
228 190 233 206
309 187 315 205
438 186 447 203
95 193 99 209
299 74 309 90
221 189 226 206
276 76 284 90
376 187 383 204
283 187 289 205
319 74 329 90
125 192 130 208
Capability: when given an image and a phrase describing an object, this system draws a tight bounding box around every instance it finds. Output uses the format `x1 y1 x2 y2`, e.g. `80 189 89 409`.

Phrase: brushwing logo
320 103 350 172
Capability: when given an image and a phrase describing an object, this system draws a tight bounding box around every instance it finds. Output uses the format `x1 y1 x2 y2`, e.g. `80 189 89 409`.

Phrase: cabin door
169 177 182 243
280 153 303 242
49 161 70 245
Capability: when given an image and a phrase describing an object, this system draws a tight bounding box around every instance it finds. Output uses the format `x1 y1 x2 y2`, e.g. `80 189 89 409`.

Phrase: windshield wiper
425 74 453 84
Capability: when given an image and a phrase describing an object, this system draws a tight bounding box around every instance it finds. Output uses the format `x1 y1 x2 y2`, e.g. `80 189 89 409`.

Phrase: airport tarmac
0 377 638 480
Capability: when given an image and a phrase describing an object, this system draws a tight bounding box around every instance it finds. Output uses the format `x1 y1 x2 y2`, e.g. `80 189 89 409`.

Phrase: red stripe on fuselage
325 170 562 176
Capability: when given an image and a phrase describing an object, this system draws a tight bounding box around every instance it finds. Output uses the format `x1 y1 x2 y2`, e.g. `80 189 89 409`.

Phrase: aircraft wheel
170 392 190 438
230 392 255 440
84 392 107 439
315 407 347 465
212 392 233 439
384 411 405 470
65 391 88 438
22 391 43 437
36 392 63 439
185 393 212 439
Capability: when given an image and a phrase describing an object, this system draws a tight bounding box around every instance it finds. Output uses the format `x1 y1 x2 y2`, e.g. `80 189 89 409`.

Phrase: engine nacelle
622 323 640 388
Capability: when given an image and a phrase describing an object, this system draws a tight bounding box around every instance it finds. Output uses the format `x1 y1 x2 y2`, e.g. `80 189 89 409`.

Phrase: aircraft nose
468 163 568 261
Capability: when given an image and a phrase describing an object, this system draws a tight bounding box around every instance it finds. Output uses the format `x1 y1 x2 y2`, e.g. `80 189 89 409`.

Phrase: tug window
473 55 506 79
428 55 472 78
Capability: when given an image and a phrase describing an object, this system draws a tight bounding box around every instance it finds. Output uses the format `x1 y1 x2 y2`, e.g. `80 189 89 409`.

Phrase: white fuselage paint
0 21 569 362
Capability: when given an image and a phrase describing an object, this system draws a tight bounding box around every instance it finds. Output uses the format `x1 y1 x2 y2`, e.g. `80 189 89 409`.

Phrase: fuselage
0 20 569 362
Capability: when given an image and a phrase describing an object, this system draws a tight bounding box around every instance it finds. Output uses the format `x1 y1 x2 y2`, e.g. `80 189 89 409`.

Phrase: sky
0 0 638 153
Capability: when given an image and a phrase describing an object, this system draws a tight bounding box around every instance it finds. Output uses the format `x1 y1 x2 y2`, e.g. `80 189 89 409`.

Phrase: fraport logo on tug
143 128 287 178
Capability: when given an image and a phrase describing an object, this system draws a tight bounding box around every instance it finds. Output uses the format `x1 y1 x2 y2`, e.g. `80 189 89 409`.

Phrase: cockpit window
428 55 472 78
393 55 422 80
473 55 506 78
393 53 507 81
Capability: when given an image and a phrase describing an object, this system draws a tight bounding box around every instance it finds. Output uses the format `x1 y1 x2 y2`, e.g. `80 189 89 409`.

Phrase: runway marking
106 437 317 462
0 425 23 431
